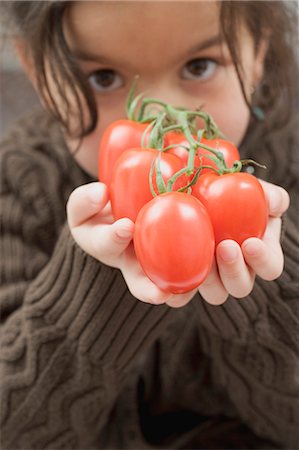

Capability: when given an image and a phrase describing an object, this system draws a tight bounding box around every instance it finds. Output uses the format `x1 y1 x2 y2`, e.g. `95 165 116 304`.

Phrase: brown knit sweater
0 109 298 450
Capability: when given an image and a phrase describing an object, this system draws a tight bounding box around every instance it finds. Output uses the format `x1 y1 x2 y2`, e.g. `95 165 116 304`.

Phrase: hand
67 182 195 307
198 180 290 305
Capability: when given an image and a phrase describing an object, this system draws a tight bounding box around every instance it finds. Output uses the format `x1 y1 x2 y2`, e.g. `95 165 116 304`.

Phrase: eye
182 58 217 81
88 69 123 92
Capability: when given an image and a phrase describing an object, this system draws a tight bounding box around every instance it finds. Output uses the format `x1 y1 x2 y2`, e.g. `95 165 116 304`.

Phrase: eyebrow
72 35 224 64
188 35 224 54
72 49 112 64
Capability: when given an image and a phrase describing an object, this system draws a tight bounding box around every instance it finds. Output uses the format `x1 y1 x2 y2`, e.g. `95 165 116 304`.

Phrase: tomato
164 131 194 165
134 192 215 293
98 120 151 187
110 148 187 222
198 138 240 175
164 133 240 175
192 172 268 245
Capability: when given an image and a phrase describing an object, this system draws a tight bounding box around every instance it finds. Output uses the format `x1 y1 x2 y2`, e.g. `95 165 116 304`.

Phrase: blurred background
1 34 40 138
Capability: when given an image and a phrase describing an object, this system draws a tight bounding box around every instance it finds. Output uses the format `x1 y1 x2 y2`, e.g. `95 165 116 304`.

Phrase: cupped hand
198 179 290 305
67 182 195 307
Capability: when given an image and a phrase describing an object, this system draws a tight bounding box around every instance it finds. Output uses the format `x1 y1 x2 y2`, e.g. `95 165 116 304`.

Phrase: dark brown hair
1 1 298 138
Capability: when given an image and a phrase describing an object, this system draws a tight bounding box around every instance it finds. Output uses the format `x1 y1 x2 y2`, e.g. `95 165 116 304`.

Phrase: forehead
64 1 221 65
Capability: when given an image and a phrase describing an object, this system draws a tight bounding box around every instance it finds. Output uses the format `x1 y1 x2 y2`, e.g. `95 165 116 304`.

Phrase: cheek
212 101 250 146
67 104 126 178
67 123 104 178
82 131 102 157
207 91 250 146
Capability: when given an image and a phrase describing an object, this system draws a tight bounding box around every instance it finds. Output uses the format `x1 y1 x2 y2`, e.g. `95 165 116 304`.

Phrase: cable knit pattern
1 109 298 449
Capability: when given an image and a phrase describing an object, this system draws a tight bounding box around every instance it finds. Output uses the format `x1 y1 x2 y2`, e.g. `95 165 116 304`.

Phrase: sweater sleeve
0 138 174 449
192 193 299 447
190 113 299 448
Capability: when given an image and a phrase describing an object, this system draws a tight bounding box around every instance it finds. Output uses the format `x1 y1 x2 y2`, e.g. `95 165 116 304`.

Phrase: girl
1 1 298 449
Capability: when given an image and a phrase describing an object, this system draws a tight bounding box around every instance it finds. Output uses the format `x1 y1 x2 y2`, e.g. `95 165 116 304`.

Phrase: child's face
62 1 265 177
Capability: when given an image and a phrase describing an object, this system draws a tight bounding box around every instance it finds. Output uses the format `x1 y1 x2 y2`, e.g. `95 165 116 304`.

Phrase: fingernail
115 227 133 239
268 191 279 215
243 240 260 257
218 243 238 262
88 184 103 204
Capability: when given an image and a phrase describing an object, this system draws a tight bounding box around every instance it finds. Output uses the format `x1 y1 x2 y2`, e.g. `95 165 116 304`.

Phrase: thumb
67 182 109 228
73 217 135 266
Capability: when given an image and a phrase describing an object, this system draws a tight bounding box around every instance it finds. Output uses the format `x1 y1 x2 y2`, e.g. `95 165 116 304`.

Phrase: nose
135 81 207 133
137 81 193 112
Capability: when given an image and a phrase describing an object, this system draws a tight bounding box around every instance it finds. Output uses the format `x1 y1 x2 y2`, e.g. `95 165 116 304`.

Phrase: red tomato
164 133 240 175
164 131 194 165
98 120 151 187
110 148 187 222
198 138 240 174
134 192 215 293
192 172 268 245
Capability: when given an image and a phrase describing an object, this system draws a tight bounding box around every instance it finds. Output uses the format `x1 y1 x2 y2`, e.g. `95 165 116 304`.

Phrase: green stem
138 98 168 122
176 166 216 192
177 168 202 192
240 159 267 169
161 105 227 175
170 110 198 174
139 115 159 124
196 164 220 174
141 119 156 148
162 124 185 134
196 141 225 162
166 167 190 191
162 143 189 152
184 110 220 138
154 155 167 195
231 160 243 173
148 112 166 149
149 159 157 197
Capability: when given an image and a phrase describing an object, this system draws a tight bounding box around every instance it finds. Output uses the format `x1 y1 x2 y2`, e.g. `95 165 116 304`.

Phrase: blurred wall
1 37 40 138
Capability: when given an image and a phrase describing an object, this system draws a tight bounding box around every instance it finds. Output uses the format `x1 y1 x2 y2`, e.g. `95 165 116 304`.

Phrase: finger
72 217 134 264
121 244 173 305
67 182 109 228
216 240 255 298
198 260 228 305
242 217 284 281
166 290 197 308
258 179 290 217
123 245 195 306
91 218 135 260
